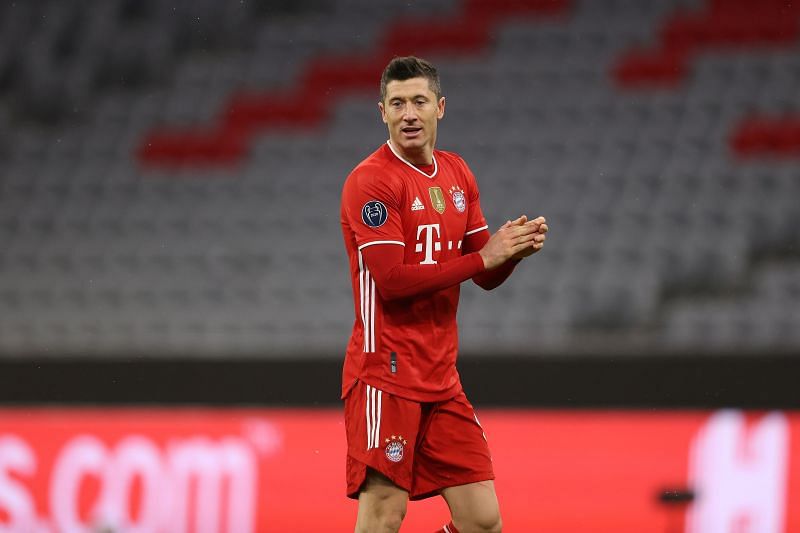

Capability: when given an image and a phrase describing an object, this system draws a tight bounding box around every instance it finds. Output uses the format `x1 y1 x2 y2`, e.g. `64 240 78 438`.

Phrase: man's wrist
477 250 489 270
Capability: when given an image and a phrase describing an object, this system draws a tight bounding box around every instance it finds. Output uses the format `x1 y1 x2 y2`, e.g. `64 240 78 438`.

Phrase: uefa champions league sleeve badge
362 200 389 228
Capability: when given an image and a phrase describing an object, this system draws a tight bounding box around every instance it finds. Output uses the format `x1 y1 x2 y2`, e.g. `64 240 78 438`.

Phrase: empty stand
0 0 798 358
137 0 570 167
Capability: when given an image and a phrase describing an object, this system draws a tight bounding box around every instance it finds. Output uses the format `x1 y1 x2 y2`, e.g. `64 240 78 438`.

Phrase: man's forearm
362 245 485 300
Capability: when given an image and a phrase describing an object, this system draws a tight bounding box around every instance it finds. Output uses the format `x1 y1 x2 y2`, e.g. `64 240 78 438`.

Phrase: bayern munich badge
385 435 407 463
449 185 466 213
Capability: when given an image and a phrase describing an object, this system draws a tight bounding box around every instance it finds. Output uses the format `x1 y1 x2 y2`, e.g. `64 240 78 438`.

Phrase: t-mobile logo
685 410 789 533
415 224 441 265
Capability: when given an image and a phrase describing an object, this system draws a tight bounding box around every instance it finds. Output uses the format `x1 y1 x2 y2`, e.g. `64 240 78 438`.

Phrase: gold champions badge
428 187 446 214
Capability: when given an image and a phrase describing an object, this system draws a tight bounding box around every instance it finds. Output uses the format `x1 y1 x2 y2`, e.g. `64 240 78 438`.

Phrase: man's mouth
401 127 422 138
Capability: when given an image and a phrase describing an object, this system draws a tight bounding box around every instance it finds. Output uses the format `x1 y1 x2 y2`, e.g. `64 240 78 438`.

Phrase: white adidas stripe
358 251 377 353
374 387 382 448
365 385 383 450
357 242 405 352
365 385 372 449
369 277 376 352
365 267 371 352
359 254 367 352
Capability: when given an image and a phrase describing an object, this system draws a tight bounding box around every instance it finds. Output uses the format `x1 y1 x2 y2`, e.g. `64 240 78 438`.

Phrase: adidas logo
411 197 425 211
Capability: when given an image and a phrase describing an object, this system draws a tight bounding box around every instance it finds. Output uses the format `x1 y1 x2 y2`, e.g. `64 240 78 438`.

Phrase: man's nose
402 102 418 120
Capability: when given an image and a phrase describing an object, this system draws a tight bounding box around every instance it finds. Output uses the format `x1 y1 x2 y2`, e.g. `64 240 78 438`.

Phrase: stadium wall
1 354 799 408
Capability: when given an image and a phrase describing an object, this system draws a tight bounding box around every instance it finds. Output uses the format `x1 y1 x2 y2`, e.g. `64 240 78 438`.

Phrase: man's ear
437 96 446 120
378 101 388 124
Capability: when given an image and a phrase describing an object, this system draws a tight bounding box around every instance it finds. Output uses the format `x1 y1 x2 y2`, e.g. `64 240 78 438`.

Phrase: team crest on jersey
428 187 446 214
385 435 407 463
449 185 466 213
362 200 388 228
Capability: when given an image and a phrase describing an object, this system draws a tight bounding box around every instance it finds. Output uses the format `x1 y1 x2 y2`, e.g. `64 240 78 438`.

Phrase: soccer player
339 56 547 533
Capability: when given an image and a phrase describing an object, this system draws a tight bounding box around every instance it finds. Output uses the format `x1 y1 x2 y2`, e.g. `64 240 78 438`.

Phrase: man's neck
389 141 433 166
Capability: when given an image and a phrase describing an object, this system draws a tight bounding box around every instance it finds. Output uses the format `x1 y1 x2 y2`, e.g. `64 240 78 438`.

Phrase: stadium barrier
1 407 798 532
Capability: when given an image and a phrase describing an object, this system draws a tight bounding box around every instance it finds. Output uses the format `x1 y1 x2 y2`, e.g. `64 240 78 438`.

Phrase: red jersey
340 142 490 402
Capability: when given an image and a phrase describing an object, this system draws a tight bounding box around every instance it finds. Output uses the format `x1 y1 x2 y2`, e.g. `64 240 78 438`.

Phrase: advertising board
1 409 797 532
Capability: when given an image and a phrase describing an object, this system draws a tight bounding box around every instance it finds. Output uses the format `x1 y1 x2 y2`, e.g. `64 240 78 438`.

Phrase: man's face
379 77 445 160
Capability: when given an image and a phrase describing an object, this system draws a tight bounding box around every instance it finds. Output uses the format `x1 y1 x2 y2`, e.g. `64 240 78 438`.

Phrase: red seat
614 0 800 88
137 0 571 169
731 117 800 158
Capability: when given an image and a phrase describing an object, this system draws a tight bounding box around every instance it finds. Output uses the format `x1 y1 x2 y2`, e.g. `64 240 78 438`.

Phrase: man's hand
478 215 548 270
511 215 547 260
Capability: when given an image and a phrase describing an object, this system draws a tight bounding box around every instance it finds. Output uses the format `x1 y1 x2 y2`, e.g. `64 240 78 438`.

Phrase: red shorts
344 380 494 500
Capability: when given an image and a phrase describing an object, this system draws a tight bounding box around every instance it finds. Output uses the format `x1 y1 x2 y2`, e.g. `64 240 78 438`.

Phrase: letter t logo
415 224 441 265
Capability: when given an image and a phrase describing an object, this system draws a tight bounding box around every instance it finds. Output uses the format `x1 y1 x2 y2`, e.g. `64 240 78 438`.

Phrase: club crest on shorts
428 187 446 214
384 435 407 463
361 200 388 228
449 185 466 213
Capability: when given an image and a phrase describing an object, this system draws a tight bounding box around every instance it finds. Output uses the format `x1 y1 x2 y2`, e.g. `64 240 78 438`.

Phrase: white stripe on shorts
365 385 383 450
365 385 372 449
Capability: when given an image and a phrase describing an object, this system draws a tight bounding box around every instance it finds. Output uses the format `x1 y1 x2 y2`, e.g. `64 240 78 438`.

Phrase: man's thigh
411 391 495 500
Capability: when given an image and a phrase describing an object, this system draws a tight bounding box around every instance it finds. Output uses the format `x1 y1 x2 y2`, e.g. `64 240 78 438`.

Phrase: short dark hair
380 56 441 102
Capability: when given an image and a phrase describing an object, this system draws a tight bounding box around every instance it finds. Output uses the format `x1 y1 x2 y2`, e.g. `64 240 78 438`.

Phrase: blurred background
0 0 799 531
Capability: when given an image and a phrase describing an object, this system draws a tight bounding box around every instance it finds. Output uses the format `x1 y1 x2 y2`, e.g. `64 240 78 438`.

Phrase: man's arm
464 215 548 290
464 229 518 290
361 245 485 300
362 217 544 300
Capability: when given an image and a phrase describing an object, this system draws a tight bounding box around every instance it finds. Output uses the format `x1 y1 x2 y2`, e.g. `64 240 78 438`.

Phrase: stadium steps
2 0 799 356
612 0 800 88
0 0 349 130
136 0 571 168
660 260 800 351
730 115 800 158
610 0 800 159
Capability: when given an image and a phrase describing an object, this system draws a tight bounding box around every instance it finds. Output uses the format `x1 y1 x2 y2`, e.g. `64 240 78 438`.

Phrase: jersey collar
386 140 438 179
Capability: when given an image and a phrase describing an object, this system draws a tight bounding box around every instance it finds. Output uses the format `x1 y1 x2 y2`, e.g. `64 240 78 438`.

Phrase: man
339 56 547 533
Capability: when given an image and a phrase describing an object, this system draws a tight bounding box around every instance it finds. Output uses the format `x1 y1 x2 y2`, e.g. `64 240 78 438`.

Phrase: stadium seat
1 0 798 357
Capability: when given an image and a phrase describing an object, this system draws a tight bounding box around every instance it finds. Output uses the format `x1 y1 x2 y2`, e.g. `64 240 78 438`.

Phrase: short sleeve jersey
340 142 489 402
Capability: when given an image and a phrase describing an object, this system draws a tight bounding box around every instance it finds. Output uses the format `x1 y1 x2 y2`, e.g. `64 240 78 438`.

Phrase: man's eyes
389 99 428 108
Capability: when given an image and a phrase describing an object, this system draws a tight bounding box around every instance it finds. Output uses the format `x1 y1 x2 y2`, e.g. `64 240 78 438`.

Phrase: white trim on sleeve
465 225 489 236
358 240 406 250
